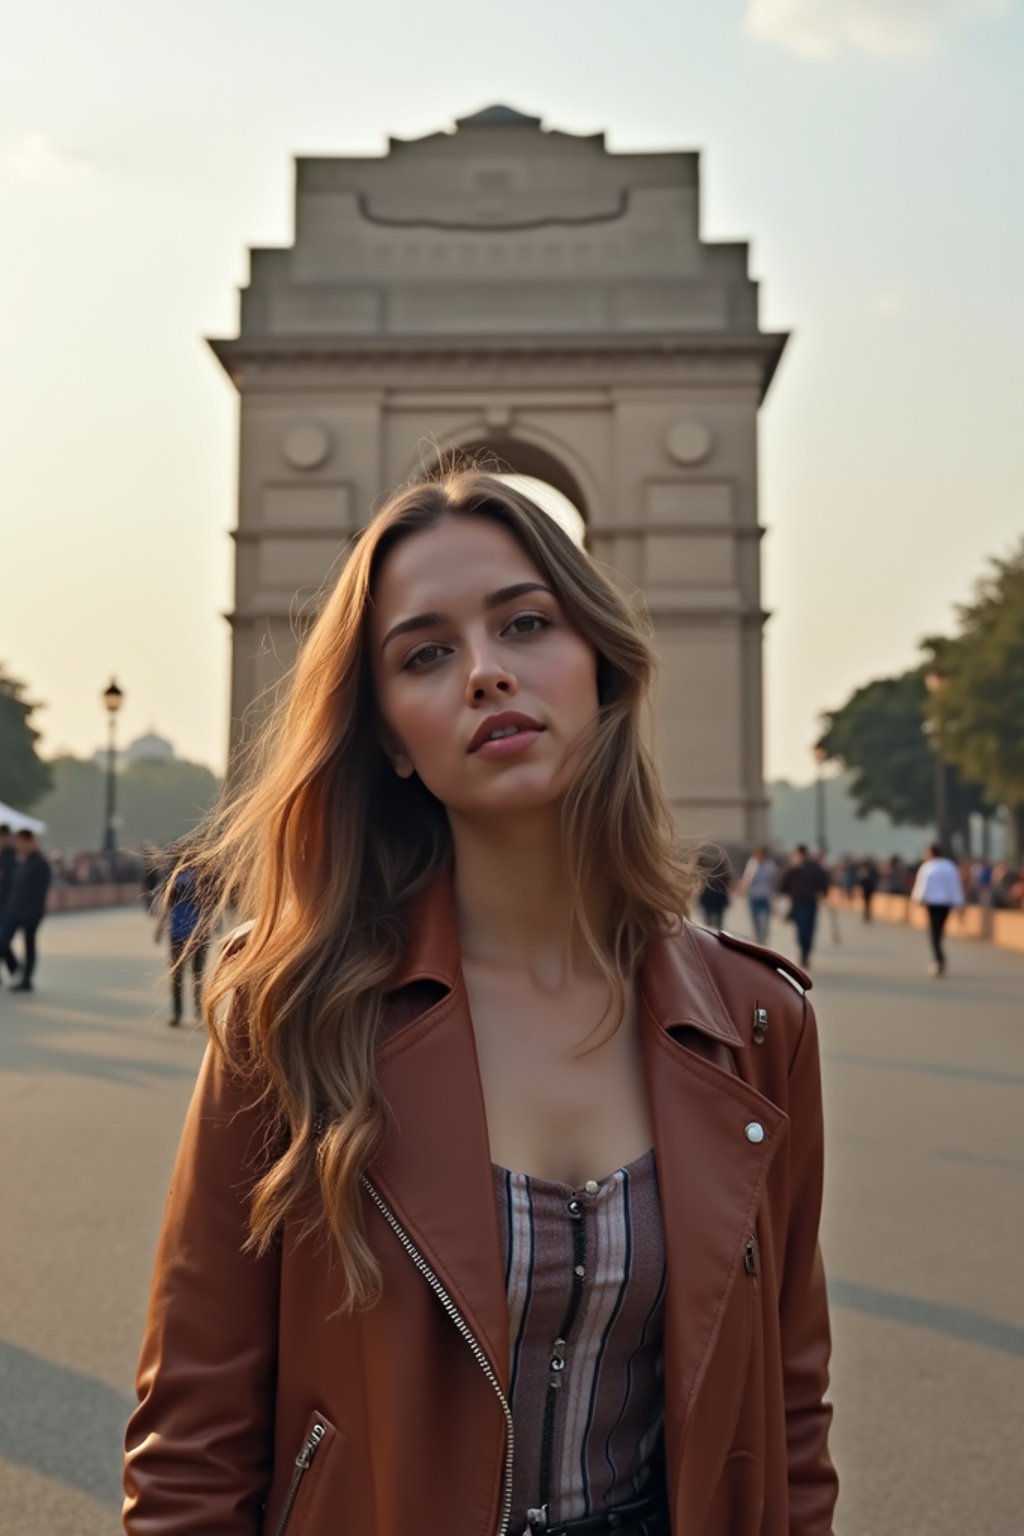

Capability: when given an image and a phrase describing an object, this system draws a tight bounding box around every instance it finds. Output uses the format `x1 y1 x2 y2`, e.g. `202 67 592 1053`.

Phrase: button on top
745 1121 765 1144
583 1179 600 1196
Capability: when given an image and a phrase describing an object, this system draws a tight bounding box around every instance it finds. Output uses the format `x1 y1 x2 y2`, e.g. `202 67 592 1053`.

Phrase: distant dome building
93 731 178 770
125 732 176 764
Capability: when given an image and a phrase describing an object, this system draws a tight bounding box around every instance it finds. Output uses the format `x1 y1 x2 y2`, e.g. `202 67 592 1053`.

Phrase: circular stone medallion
665 420 713 466
283 423 331 471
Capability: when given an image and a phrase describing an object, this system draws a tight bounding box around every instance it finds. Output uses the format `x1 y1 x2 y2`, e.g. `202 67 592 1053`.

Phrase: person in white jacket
911 844 965 976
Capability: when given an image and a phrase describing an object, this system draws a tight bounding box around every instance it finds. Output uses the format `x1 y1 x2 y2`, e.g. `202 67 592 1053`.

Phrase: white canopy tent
0 801 47 835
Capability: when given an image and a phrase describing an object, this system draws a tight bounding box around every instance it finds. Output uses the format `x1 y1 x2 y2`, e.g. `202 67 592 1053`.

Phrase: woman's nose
466 656 517 703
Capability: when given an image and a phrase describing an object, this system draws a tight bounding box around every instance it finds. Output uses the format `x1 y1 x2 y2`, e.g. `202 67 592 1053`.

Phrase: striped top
492 1149 668 1531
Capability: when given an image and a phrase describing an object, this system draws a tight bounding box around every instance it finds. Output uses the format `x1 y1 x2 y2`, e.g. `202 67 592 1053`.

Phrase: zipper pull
753 1005 768 1044
295 1421 326 1468
744 1235 760 1276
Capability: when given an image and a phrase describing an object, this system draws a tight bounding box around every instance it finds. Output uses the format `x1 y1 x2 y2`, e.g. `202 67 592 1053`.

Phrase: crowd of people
3 822 1022 996
827 852 1023 913
46 847 147 887
697 842 1022 977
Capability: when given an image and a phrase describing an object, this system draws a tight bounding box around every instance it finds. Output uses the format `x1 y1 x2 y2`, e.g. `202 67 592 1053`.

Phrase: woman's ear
379 727 415 780
391 749 415 780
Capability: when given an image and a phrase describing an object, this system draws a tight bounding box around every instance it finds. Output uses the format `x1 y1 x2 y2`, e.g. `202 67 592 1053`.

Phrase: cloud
743 0 1012 57
1 135 94 182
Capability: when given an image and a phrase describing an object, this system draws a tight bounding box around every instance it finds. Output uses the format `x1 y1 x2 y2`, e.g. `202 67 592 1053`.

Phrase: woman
124 471 837 1536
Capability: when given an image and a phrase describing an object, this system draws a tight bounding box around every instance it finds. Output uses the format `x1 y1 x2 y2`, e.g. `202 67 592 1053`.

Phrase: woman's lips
472 728 544 761
468 711 545 752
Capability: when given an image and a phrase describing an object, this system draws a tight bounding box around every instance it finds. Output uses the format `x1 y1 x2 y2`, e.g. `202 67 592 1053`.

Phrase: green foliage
0 665 54 809
818 671 934 825
31 754 221 853
927 542 1024 813
118 758 222 847
818 669 989 830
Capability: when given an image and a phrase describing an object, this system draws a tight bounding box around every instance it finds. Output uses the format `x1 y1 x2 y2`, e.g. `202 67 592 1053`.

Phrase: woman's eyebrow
380 582 555 652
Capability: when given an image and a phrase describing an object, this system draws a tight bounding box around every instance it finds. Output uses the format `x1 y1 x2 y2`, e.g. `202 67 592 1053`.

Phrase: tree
0 665 53 809
818 667 990 844
926 541 1024 855
117 758 221 847
31 754 221 853
819 671 933 825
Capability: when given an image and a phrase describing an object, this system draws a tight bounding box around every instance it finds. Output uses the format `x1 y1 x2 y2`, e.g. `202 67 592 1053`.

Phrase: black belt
523 1489 668 1536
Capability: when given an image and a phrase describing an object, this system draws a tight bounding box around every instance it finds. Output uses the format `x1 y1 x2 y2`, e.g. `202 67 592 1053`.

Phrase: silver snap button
567 1199 582 1217
584 1179 599 1196
574 1264 586 1278
745 1121 765 1144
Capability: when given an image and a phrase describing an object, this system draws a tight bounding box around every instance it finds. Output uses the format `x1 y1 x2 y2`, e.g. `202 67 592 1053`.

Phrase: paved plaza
0 902 1022 1535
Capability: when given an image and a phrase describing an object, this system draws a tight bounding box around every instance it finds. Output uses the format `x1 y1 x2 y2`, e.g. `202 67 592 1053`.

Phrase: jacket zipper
744 1234 760 1277
274 1420 327 1536
361 1175 515 1536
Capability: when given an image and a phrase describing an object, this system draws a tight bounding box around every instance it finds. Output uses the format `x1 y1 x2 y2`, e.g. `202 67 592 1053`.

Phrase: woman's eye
404 644 447 671
505 612 551 636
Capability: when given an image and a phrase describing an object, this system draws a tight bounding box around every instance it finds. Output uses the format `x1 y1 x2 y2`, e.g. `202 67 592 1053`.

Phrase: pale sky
3 0 1022 785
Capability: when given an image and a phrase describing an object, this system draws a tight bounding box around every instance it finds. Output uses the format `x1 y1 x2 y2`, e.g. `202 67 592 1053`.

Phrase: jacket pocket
272 1409 338 1536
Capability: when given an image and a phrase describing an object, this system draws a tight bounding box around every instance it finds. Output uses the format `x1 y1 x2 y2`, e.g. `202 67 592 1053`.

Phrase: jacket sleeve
123 1031 281 1534
778 996 839 1536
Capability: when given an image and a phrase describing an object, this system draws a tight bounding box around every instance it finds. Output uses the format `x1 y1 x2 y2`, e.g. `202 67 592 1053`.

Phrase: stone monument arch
211 105 787 842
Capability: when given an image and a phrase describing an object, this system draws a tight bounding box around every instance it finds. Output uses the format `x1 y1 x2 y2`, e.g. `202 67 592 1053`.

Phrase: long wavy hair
186 468 701 1309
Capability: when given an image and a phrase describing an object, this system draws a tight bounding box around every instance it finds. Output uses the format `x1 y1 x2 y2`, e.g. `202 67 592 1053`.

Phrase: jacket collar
386 871 463 995
387 872 744 1050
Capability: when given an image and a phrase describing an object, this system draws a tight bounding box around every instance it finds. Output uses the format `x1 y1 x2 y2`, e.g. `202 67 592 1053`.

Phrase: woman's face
370 516 600 821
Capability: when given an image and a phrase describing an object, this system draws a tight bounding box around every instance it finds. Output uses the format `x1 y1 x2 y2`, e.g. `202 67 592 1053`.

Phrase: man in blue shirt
154 866 210 1026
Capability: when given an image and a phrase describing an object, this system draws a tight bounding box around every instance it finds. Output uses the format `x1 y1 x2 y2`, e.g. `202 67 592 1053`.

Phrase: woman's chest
464 973 654 1188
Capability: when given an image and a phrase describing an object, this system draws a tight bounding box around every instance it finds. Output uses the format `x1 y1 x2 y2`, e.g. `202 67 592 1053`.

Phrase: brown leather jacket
124 878 838 1535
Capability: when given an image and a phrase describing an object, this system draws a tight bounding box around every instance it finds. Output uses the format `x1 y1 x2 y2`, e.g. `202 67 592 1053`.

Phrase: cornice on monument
207 331 787 400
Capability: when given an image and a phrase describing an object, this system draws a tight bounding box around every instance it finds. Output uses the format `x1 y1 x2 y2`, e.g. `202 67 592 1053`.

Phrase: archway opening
497 474 586 547
432 435 589 549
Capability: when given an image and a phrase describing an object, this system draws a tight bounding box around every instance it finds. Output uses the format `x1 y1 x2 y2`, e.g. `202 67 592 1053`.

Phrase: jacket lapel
639 924 788 1507
368 878 511 1392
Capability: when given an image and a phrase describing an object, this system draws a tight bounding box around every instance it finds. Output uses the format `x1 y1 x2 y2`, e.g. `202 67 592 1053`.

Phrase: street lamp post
102 679 125 856
923 669 949 849
813 743 829 855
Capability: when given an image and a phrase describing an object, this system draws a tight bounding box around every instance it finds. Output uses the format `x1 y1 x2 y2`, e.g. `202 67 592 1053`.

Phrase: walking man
780 844 830 970
698 858 733 932
911 843 965 977
740 844 778 944
0 824 19 983
1 830 52 992
857 856 880 923
154 865 210 1026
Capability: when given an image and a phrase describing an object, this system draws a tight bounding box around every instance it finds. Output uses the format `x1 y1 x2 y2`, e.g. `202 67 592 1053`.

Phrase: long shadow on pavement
0 1001 201 1086
0 1340 133 1507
